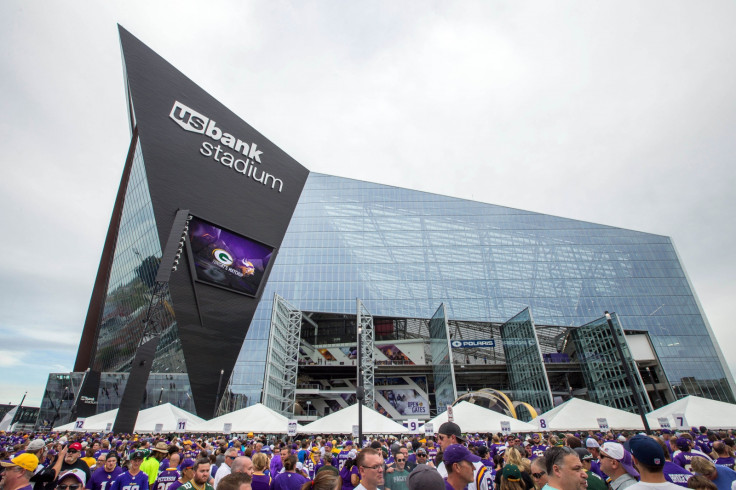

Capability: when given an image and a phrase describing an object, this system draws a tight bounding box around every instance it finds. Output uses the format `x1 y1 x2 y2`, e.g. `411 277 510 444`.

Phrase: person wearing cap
672 438 710 472
1 453 39 490
110 451 148 490
625 435 683 490
435 422 491 490
87 452 122 490
60 444 92 486
573 448 606 490
443 444 480 490
542 446 588 490
56 469 87 490
141 442 168 486
407 464 444 490
583 439 606 481
600 442 640 490
530 435 548 461
689 456 736 490
169 459 196 490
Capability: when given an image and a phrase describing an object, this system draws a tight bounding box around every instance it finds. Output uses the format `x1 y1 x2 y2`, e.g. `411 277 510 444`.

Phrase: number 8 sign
538 418 548 430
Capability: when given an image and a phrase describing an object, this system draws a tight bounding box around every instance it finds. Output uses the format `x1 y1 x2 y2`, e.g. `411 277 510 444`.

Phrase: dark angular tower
75 26 309 417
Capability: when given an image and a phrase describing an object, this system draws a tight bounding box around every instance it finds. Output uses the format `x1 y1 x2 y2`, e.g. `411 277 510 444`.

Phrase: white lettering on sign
170 101 286 193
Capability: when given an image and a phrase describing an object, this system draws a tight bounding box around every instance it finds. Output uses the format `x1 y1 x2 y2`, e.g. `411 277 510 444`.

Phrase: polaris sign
450 339 496 348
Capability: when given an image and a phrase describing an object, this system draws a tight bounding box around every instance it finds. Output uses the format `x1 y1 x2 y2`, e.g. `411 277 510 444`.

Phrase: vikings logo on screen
188 216 274 296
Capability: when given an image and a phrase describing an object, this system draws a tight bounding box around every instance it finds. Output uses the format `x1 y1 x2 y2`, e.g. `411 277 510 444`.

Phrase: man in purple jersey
651 437 692 488
167 459 194 490
530 435 548 461
303 448 323 480
111 452 149 490
337 442 355 471
154 460 181 490
695 429 712 455
87 453 122 490
672 439 712 472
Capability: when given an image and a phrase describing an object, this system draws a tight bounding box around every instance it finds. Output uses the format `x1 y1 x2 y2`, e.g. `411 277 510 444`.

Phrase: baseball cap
600 442 639 478
407 464 445 490
502 464 522 481
438 422 465 442
442 444 481 466
58 469 87 487
585 438 600 449
130 451 145 460
416 448 428 456
180 458 195 469
661 429 672 435
1 453 39 472
26 439 46 452
675 437 690 451
68 442 83 452
628 435 664 467
574 448 593 461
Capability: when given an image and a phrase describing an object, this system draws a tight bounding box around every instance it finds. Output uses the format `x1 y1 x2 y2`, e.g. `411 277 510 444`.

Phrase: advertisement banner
375 376 430 417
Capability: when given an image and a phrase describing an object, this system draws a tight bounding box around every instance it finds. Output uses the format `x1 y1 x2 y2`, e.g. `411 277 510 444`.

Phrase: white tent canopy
422 401 537 433
55 408 119 432
530 398 645 431
134 403 204 433
55 403 202 433
300 403 409 435
191 403 300 434
647 395 736 430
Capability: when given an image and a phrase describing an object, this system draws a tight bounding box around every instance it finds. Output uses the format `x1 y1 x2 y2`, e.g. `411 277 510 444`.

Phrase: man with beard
179 460 213 490
168 459 195 490
87 453 122 490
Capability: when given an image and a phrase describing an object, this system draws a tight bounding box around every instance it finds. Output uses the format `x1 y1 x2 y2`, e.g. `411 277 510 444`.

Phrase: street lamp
214 369 225 418
604 311 651 434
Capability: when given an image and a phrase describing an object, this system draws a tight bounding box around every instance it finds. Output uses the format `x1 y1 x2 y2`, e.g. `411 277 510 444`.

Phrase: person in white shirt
627 435 681 490
213 448 238 489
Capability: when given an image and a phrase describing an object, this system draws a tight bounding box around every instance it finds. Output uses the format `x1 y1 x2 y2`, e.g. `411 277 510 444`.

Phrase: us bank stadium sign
170 101 286 193
451 339 496 348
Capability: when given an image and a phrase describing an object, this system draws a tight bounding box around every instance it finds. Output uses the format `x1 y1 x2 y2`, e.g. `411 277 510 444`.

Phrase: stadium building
39 27 734 428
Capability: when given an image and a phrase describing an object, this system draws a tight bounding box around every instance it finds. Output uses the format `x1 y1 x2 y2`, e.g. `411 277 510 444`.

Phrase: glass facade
570 313 653 413
91 139 188 379
429 303 457 412
231 173 734 405
500 308 554 418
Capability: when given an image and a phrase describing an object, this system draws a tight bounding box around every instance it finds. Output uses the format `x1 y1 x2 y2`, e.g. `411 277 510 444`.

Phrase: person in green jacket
141 442 170 485
575 448 608 490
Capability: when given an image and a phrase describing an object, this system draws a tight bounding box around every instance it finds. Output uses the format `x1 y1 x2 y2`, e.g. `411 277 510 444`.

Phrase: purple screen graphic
187 216 274 296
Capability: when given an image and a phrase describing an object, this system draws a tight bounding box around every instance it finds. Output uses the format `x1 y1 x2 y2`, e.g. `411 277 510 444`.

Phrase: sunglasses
58 485 82 490
67 449 79 454
532 472 546 479
396 459 405 462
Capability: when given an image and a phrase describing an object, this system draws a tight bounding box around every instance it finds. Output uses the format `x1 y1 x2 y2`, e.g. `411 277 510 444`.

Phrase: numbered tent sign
407 419 420 433
447 404 454 422
657 417 671 430
424 423 434 437
500 421 511 436
537 418 549 431
597 418 609 431
74 418 85 430
154 423 164 433
352 425 360 438
673 413 688 430
287 420 298 437
176 418 187 431
223 423 232 434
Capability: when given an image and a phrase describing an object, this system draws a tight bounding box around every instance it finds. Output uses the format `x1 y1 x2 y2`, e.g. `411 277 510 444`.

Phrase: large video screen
186 216 274 297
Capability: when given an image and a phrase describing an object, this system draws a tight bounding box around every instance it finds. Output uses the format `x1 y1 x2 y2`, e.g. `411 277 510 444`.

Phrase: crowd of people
2 422 736 490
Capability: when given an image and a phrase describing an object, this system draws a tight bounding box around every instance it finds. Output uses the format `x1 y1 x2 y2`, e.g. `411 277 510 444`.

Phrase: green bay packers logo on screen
169 100 285 193
212 248 234 266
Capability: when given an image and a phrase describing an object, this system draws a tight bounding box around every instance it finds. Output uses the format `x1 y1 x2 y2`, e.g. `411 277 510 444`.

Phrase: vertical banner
352 425 360 438
223 423 232 434
154 423 164 433
596 418 609 431
500 421 511 436
424 423 434 437
447 404 454 422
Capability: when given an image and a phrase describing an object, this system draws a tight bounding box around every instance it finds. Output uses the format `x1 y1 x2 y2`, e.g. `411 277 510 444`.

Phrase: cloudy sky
1 1 735 406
